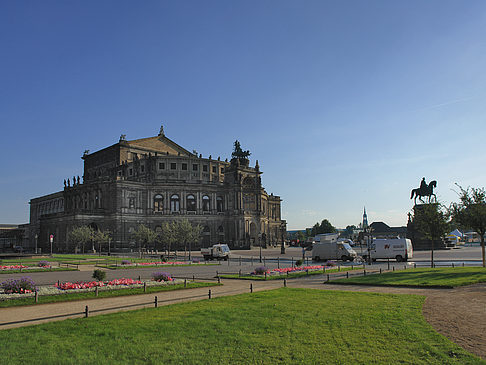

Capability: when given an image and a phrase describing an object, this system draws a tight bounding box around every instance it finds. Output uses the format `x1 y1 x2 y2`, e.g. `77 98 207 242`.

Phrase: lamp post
280 225 286 254
49 234 54 256
34 234 38 254
367 227 373 265
259 233 262 263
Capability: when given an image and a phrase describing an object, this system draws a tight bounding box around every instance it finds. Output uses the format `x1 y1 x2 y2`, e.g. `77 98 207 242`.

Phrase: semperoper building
28 127 286 253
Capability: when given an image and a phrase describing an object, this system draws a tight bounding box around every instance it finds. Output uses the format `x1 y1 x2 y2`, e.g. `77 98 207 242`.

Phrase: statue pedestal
407 204 445 250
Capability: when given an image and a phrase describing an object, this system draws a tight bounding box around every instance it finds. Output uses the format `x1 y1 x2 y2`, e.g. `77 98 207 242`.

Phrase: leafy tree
93 229 111 255
319 219 336 234
188 223 203 260
344 225 357 238
133 224 157 258
450 185 486 267
296 230 306 243
310 219 337 236
174 219 202 260
159 221 176 256
68 226 94 253
412 203 450 268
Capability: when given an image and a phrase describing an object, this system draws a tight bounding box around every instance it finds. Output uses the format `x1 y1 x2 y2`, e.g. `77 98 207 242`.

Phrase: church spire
362 206 369 229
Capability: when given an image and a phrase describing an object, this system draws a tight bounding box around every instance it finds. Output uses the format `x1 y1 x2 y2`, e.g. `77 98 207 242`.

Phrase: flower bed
253 265 330 276
138 261 187 266
1 277 36 294
1 263 53 271
152 272 172 282
114 261 198 268
56 278 143 290
1 277 183 300
0 265 28 271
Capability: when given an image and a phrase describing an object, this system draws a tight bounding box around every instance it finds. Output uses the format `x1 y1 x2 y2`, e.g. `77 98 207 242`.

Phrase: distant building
28 127 286 253
0 224 27 252
370 221 407 238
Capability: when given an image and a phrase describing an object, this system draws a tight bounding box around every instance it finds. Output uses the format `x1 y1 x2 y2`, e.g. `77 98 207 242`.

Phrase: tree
344 225 357 238
310 219 336 237
67 226 94 253
174 219 195 260
450 185 486 267
133 224 157 258
319 219 336 234
296 230 306 243
188 224 203 260
93 229 111 255
412 203 450 267
159 221 176 256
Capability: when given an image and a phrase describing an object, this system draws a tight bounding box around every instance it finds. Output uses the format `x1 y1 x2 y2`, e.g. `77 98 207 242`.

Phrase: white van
362 238 413 262
312 242 357 262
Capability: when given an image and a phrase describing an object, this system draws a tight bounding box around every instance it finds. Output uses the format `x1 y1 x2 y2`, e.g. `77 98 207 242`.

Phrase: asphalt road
0 245 483 286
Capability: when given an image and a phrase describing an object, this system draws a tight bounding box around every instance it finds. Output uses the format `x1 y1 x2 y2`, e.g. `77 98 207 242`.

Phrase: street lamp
280 225 286 254
258 233 262 263
367 227 373 265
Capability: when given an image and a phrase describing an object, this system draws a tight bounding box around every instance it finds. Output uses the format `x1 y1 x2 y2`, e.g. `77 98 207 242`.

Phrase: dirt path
422 282 486 360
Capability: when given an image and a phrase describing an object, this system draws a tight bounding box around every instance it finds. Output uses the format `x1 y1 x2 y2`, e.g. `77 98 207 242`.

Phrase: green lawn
0 288 482 364
220 266 361 280
329 267 486 288
0 282 219 308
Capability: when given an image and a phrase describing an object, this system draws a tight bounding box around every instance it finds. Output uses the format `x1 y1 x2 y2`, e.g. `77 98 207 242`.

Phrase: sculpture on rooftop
231 140 251 166
410 177 437 204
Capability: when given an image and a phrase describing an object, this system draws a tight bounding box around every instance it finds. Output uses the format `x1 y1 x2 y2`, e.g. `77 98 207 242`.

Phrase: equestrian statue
410 177 437 205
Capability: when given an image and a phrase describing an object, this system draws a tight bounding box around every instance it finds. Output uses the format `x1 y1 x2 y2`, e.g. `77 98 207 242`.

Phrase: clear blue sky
1 1 486 230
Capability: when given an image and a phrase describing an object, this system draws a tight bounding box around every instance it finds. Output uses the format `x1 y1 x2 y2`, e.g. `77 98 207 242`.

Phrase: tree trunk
481 232 485 268
430 238 434 268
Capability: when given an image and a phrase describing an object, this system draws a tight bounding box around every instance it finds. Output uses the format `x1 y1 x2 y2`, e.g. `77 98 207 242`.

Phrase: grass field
329 267 486 288
0 288 482 364
0 282 219 308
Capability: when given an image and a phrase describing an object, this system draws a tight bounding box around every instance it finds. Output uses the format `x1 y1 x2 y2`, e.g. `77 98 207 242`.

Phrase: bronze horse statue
410 180 437 204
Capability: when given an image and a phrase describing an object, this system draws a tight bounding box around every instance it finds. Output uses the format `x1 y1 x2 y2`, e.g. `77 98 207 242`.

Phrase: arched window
202 225 211 246
202 195 210 212
217 196 224 212
187 194 196 211
217 225 224 242
170 194 180 212
154 194 164 212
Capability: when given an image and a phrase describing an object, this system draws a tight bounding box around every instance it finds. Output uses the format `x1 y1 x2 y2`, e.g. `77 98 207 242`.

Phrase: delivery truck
361 238 413 262
201 244 230 260
312 241 357 262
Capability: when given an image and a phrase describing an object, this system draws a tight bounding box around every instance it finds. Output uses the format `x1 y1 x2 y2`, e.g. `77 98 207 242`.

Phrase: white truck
361 238 413 262
312 241 357 262
314 233 339 244
201 244 230 261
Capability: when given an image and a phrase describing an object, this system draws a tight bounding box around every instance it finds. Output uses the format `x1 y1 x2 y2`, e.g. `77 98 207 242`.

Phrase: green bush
295 259 303 267
92 269 106 282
